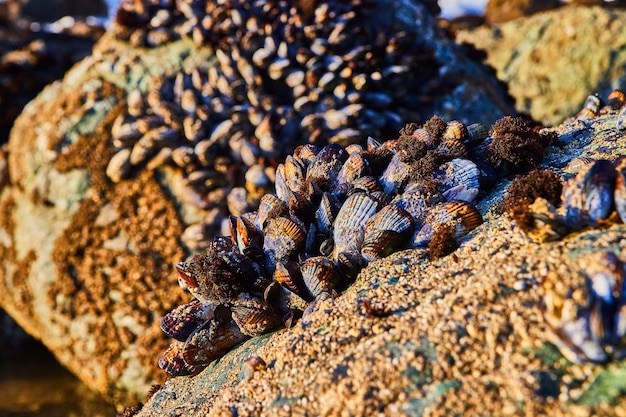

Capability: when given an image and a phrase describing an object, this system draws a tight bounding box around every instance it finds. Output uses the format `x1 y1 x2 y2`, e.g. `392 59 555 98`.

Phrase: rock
456 5 626 126
135 106 626 416
484 0 560 24
0 19 104 144
0 0 515 405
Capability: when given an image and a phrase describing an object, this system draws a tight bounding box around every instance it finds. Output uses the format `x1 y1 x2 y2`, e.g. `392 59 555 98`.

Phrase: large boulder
456 5 626 126
0 0 514 404
135 103 626 416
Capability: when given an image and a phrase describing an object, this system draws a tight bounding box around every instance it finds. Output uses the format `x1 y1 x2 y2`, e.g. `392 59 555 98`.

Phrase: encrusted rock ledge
134 112 626 415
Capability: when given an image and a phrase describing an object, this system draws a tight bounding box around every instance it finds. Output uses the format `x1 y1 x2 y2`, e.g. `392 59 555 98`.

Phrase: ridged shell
466 123 488 145
300 256 340 298
576 94 600 120
335 152 368 188
442 120 468 141
263 217 306 271
160 300 214 342
378 153 411 195
582 159 616 223
436 158 481 194
183 320 250 366
256 193 289 229
361 205 414 262
231 298 283 337
306 144 349 191
315 192 340 235
332 192 379 258
158 341 197 376
437 139 467 159
411 128 433 145
412 201 482 247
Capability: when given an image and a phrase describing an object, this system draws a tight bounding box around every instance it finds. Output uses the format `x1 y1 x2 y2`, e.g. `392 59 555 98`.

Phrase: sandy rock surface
456 5 626 126
0 0 515 405
135 111 626 416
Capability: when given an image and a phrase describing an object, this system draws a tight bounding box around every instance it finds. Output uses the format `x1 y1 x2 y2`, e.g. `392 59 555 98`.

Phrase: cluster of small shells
157 117 496 376
543 251 626 364
508 89 626 364
107 0 450 248
520 89 626 244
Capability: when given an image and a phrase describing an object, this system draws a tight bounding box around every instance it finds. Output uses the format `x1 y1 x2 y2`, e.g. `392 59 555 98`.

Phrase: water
0 344 116 417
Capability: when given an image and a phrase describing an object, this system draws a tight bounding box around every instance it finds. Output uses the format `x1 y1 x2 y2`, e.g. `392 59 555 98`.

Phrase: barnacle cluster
157 115 556 377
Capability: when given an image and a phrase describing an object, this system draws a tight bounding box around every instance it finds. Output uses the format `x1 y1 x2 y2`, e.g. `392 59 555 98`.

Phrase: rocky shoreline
0 1 626 415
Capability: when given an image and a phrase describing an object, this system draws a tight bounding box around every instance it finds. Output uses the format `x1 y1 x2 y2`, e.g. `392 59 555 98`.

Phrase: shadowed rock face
0 0 515 405
457 5 626 126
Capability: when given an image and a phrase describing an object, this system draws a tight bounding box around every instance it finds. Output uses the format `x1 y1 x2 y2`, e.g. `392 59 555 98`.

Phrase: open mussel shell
582 159 616 223
231 298 284 337
160 299 214 342
183 320 250 366
300 256 341 298
158 341 198 377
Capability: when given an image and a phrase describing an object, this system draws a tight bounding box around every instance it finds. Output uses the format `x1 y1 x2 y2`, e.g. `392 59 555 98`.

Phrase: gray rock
456 5 626 126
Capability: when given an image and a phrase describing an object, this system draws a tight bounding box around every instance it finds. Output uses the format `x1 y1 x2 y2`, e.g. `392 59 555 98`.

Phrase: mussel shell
412 201 482 247
160 300 214 342
335 152 369 189
274 260 313 302
337 250 367 283
315 192 341 235
466 123 488 145
582 159 616 222
614 163 626 224
159 341 197 376
263 216 306 271
231 299 284 337
306 144 349 191
442 120 468 141
257 193 289 229
361 205 414 262
436 158 480 195
378 153 411 195
300 256 340 298
183 320 250 366
332 192 380 258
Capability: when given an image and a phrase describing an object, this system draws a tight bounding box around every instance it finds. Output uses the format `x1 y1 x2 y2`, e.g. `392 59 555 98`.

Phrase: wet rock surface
135 110 626 416
456 5 626 126
0 0 515 405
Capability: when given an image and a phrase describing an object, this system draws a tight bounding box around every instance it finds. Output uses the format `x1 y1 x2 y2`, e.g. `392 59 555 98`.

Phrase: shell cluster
106 0 458 248
542 251 626 364
157 117 496 376
519 157 626 243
